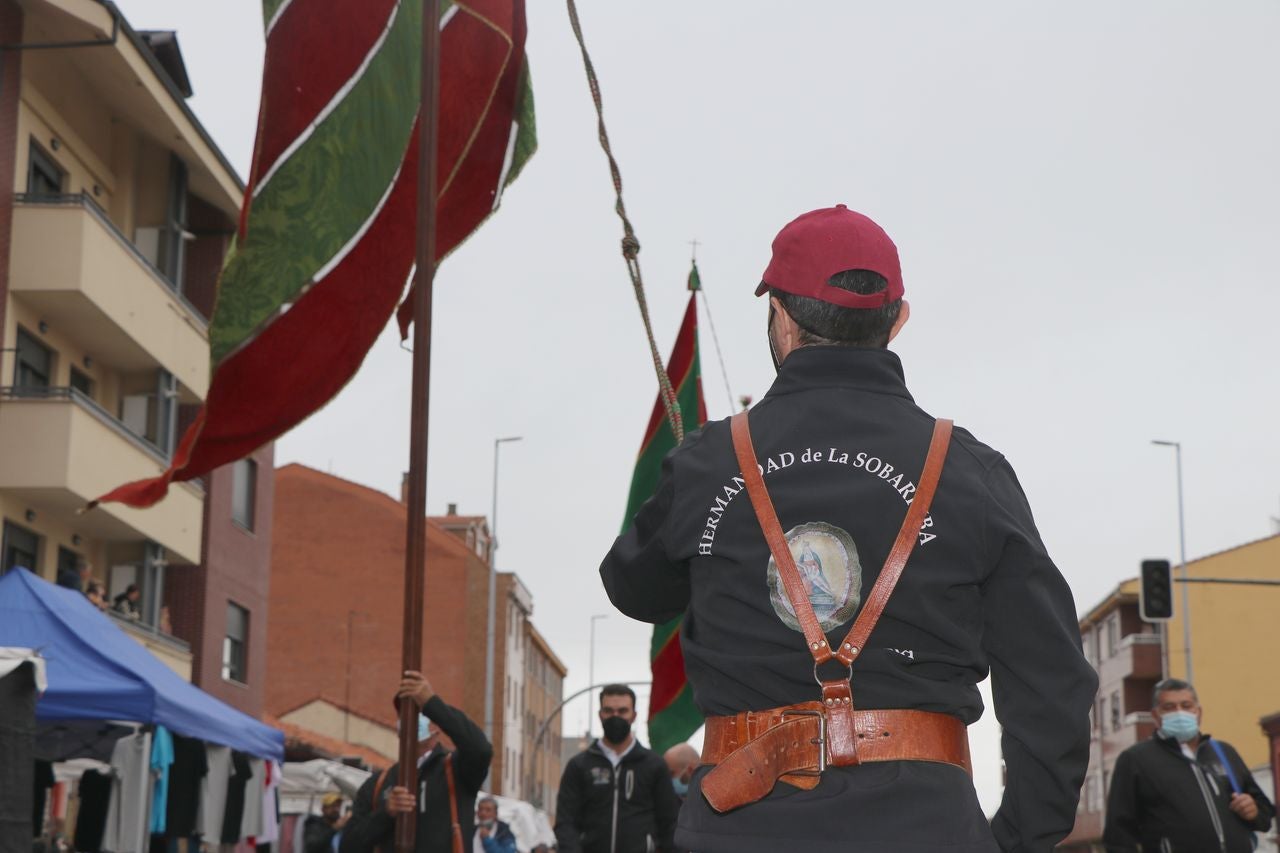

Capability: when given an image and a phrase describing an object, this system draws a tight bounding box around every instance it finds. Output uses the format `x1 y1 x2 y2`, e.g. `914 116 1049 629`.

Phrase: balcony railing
107 608 191 654
1 384 169 464
13 192 207 326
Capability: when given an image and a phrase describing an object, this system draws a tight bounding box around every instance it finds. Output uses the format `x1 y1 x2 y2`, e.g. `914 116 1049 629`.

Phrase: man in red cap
601 206 1096 852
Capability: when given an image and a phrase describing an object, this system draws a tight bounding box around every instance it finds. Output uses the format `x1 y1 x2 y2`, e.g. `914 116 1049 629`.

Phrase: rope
698 287 736 415
565 0 684 443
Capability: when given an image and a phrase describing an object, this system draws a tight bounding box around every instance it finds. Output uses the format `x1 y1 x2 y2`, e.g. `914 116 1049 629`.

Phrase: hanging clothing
165 733 208 837
74 769 112 853
103 730 151 853
240 758 267 842
32 759 55 837
199 745 233 842
149 726 175 835
221 751 252 844
258 760 281 845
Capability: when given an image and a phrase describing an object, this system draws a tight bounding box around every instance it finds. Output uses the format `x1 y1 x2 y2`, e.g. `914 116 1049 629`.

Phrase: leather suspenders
699 414 963 812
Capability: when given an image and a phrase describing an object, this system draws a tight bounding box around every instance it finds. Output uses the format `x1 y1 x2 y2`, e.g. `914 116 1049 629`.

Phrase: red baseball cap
756 205 903 309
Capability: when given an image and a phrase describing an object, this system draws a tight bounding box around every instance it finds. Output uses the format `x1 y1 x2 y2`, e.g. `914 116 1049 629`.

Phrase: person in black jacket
1104 678 1275 852
304 793 347 853
600 205 1097 853
555 684 679 853
340 670 492 853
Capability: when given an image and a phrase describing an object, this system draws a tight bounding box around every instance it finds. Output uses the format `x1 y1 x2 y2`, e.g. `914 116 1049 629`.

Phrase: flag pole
398 0 442 849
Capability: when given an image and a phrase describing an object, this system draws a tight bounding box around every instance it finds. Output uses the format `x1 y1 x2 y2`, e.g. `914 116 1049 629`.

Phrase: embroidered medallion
766 521 862 632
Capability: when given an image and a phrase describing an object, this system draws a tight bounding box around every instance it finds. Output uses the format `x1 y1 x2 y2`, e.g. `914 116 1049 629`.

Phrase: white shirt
597 737 636 769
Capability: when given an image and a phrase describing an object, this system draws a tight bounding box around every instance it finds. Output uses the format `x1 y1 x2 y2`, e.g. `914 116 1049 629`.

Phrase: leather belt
700 703 971 813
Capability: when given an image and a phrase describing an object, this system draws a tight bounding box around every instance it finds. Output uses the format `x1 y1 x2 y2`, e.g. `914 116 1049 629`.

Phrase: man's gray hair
1152 678 1197 708
478 796 498 809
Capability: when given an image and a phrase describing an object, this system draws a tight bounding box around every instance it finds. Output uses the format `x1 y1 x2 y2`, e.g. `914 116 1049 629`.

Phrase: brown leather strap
444 754 463 853
700 705 971 813
372 765 393 809
835 418 953 666
730 413 834 663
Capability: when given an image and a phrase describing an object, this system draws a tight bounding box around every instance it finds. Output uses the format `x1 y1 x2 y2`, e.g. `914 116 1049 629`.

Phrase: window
27 142 63 196
1098 696 1106 734
2 521 40 574
69 366 94 399
1111 690 1122 732
222 602 249 683
1106 614 1119 658
14 328 52 390
231 459 257 530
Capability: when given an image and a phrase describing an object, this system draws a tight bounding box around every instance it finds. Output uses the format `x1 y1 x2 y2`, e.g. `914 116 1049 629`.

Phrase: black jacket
1104 732 1275 852
555 740 679 853
304 815 339 853
339 695 492 853
600 346 1097 853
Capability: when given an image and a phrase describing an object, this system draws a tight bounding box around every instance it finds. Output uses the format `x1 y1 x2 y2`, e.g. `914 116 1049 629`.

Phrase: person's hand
335 812 350 829
479 825 491 839
384 786 416 816
397 671 435 709
1229 792 1259 821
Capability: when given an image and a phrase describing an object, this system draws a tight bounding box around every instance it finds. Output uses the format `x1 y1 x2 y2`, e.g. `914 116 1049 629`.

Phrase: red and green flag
95 0 535 508
623 263 708 753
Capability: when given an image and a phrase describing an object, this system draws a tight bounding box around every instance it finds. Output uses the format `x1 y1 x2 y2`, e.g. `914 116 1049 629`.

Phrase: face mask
671 776 689 797
1159 710 1199 743
601 715 632 744
481 820 496 831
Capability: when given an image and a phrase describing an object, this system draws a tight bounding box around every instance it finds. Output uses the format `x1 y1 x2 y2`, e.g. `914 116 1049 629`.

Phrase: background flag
95 0 535 508
622 262 707 753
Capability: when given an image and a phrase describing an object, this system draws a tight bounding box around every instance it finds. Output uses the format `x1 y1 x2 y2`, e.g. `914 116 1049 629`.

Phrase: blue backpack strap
1208 738 1242 794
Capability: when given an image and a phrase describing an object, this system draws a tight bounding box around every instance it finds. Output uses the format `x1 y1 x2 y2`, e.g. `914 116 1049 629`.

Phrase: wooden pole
397 0 442 849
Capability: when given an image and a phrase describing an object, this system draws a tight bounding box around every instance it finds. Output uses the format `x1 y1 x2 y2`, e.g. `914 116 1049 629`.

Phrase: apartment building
1062 534 1280 850
524 623 567 814
0 0 272 714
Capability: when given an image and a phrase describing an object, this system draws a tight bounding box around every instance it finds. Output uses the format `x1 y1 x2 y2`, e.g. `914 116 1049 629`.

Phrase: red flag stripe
648 626 688 716
396 0 525 335
253 0 401 197
635 295 704 457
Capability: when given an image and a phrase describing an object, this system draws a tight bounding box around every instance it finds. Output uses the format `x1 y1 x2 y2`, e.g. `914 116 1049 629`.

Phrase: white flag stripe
265 0 296 37
311 159 404 285
491 119 520 212
254 1 403 199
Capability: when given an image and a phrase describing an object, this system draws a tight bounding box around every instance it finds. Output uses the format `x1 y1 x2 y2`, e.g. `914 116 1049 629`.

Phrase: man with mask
1104 678 1275 851
664 744 699 806
473 797 516 853
341 671 492 853
555 684 678 853
600 205 1097 852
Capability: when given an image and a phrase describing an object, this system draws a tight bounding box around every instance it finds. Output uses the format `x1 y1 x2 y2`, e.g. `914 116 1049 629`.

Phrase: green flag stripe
649 615 680 659
622 366 700 524
211 0 422 364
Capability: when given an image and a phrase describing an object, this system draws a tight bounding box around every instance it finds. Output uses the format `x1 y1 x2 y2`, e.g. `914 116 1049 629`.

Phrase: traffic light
1140 559 1174 621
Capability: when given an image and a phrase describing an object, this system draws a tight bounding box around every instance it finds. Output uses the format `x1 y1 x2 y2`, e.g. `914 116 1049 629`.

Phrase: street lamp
484 436 523 745
1152 439 1192 684
587 614 608 737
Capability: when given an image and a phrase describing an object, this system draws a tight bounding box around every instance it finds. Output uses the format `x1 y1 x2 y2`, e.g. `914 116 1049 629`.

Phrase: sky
116 0 1280 816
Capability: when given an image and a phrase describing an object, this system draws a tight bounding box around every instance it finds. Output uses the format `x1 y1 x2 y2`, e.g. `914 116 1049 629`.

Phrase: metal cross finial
689 238 701 262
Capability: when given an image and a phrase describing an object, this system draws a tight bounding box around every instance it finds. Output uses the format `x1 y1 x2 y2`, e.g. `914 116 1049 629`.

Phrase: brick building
0 0 273 715
268 464 566 793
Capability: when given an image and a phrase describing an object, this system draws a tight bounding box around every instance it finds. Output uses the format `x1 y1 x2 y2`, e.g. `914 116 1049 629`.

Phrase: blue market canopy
0 568 282 761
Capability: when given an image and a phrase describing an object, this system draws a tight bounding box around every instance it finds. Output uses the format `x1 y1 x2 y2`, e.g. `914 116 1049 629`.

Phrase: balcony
108 610 193 681
0 387 202 563
1120 633 1163 681
8 194 209 399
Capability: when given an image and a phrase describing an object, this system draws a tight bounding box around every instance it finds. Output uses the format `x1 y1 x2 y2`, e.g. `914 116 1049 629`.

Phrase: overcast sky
118 0 1280 815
